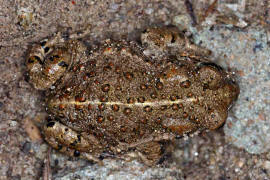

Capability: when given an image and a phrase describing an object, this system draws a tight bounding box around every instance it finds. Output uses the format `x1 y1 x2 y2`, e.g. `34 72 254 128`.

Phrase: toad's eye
40 40 51 54
47 54 69 68
27 55 43 65
58 61 68 67
44 46 50 53
49 55 60 61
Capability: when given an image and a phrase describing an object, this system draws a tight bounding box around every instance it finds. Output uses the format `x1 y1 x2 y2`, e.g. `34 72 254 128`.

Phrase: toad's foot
124 142 162 166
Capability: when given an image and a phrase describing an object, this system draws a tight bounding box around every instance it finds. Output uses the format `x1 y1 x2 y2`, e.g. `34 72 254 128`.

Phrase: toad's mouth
50 97 199 107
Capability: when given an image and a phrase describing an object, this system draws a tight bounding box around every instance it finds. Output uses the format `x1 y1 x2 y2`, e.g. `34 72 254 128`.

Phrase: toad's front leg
44 120 104 164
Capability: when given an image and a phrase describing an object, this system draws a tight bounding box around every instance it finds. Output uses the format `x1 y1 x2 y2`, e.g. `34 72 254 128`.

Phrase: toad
26 27 239 165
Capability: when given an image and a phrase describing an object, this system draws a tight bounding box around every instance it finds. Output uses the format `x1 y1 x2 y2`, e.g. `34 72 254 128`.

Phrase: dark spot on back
112 104 120 112
107 115 114 121
97 116 104 123
156 81 163 90
101 84 110 92
170 95 177 101
144 106 152 112
161 105 167 110
138 96 146 103
98 103 106 111
100 96 108 102
123 108 132 115
124 72 134 80
180 80 191 88
140 84 147 90
172 104 180 110
150 92 157 99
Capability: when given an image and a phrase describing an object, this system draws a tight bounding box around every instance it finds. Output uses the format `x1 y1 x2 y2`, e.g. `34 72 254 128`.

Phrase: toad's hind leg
125 142 163 166
141 27 211 58
45 138 103 165
26 27 91 90
43 121 104 164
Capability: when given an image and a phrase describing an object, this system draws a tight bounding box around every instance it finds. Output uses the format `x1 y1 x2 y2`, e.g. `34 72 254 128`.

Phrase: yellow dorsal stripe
52 98 197 107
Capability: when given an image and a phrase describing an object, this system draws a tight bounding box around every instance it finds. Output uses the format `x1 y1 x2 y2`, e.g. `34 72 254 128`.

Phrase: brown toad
26 27 239 165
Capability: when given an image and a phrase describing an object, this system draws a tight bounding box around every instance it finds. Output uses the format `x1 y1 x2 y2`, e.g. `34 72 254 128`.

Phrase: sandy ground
1 0 270 179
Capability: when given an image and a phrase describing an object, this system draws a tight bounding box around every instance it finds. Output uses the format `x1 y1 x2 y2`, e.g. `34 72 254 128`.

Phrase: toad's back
46 40 239 144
